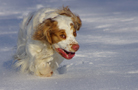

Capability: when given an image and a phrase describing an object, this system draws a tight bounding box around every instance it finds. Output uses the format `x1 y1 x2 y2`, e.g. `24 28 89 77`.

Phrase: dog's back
15 12 34 60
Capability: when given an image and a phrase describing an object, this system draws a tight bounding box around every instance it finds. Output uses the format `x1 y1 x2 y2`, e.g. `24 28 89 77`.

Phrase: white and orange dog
14 6 81 77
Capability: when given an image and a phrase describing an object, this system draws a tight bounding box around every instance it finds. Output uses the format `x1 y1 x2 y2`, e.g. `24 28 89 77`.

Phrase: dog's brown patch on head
33 18 58 44
33 18 67 44
51 29 67 44
57 6 82 31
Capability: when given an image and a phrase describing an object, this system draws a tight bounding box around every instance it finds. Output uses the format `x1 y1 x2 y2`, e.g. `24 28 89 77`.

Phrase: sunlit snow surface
0 0 138 90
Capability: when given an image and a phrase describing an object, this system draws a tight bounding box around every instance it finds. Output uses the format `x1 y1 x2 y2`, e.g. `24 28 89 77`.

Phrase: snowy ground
0 0 138 90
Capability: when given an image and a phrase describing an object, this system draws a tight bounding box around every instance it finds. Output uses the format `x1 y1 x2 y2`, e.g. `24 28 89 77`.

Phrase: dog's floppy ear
33 18 57 44
74 16 82 30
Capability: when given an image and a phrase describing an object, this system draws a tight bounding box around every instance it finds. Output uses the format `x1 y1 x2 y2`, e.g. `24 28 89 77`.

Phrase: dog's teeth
55 62 59 67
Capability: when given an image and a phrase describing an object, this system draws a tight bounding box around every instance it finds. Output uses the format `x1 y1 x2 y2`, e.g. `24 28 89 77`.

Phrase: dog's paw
39 71 53 77
36 62 53 77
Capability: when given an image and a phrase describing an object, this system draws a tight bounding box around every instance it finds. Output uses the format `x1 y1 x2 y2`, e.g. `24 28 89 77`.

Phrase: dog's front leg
35 57 54 77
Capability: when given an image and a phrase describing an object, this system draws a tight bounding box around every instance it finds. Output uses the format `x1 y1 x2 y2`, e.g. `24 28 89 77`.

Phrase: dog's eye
60 34 66 39
73 32 77 37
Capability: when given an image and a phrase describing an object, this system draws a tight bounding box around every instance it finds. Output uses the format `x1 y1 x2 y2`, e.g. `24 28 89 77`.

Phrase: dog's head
33 7 81 59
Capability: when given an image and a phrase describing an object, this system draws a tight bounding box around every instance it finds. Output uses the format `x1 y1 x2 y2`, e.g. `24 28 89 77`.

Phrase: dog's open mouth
56 48 75 59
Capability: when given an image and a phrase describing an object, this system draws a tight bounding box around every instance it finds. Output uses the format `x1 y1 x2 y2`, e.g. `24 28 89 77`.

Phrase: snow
0 0 138 90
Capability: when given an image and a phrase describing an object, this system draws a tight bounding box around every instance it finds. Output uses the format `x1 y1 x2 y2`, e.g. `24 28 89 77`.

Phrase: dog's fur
14 6 81 77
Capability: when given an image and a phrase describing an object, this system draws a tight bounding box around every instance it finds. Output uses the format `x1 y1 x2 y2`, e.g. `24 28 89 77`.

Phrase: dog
14 6 82 77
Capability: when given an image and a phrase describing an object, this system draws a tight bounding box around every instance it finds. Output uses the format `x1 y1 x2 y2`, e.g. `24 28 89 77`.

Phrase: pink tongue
57 48 75 59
